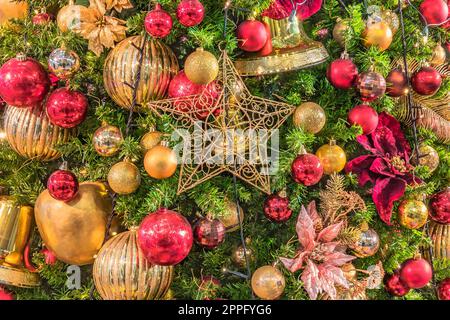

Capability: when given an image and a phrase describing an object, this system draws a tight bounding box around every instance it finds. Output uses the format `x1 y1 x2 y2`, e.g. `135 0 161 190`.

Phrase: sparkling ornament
414 144 440 173
411 66 442 96
429 188 450 224
93 123 123 157
193 217 226 249
35 182 112 265
438 278 450 300
291 153 323 186
45 87 88 129
263 193 292 223
333 18 349 47
232 242 254 267
0 53 50 108
47 169 79 202
138 208 193 266
381 10 399 34
399 257 433 289
384 272 410 296
218 199 244 232
348 105 379 135
0 0 28 26
176 0 205 27
431 43 447 66
315 140 346 175
32 12 54 25
398 199 428 229
419 0 449 25
144 4 173 38
351 227 380 258
386 68 408 97
144 142 177 180
356 71 386 102
168 70 202 102
251 265 285 300
362 21 393 51
292 102 326 134
237 20 268 52
107 160 141 195
184 48 219 85
48 47 80 80
93 228 173 300
56 0 95 33
0 286 13 300
326 53 358 90
140 128 163 152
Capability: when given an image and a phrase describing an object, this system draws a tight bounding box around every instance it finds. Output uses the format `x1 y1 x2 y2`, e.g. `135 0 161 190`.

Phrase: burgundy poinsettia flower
280 201 355 300
262 0 323 20
345 112 421 225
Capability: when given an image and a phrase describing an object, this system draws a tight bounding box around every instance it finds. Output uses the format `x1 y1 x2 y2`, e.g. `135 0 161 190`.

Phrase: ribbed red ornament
193 217 226 249
144 4 173 38
236 20 268 52
46 87 88 128
47 169 79 202
263 194 292 223
419 0 449 25
429 188 450 225
326 57 358 89
176 0 205 27
399 258 433 289
348 105 379 135
411 66 442 96
291 153 323 186
384 272 410 297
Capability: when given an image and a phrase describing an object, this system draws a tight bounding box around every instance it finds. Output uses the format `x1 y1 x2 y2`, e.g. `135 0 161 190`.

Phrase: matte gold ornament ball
93 123 123 157
251 265 285 300
293 102 326 134
107 160 141 195
362 21 393 52
333 18 350 47
144 143 177 179
398 199 428 229
184 48 219 85
140 129 163 153
414 144 440 173
315 140 346 174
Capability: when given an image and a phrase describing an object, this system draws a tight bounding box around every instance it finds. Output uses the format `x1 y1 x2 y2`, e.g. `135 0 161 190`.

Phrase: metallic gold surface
316 140 347 175
217 199 244 232
251 265 285 300
362 21 393 52
4 206 33 267
184 48 219 85
0 197 21 257
143 144 178 179
0 0 28 26
140 129 163 152
56 0 95 33
398 200 428 229
93 124 123 157
293 102 326 134
0 263 40 288
423 221 449 261
107 160 141 195
333 18 349 47
430 44 447 66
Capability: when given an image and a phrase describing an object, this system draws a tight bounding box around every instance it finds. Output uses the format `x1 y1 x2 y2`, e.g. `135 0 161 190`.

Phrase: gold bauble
93 124 123 157
351 228 380 258
232 244 254 267
341 263 357 281
423 221 449 261
140 129 163 153
34 182 112 266
93 229 173 300
293 102 326 134
103 36 179 109
413 144 440 173
362 21 393 52
144 143 177 180
333 19 350 47
217 199 244 232
184 48 219 85
431 44 447 66
381 10 399 34
0 196 21 256
251 265 285 300
107 160 141 195
315 140 346 174
3 105 75 161
0 0 28 26
398 199 428 229
56 0 95 33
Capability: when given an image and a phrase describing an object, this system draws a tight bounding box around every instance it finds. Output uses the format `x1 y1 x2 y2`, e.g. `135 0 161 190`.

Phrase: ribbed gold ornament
93 229 174 300
423 221 449 261
103 36 179 109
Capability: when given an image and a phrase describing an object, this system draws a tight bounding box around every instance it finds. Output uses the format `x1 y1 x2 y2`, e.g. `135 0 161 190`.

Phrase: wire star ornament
147 50 296 195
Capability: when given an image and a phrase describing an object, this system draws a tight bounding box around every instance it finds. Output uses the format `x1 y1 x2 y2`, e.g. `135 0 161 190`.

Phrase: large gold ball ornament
107 160 141 195
351 227 380 258
398 199 428 229
103 36 179 109
184 48 219 85
413 144 440 173
93 123 123 157
93 229 174 300
362 21 393 52
431 43 447 66
333 18 350 47
0 0 28 26
144 143 177 179
315 140 346 174
251 265 285 300
218 199 244 232
56 0 95 33
140 129 163 153
34 182 112 265
293 102 326 134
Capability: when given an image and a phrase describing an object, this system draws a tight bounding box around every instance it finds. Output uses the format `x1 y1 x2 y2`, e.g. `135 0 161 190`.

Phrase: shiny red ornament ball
291 153 323 186
176 0 205 27
384 272 410 296
32 13 54 25
0 286 13 300
47 169 79 202
193 217 226 249
263 194 292 223
356 71 386 102
386 68 408 97
0 54 50 108
138 208 193 266
326 58 358 89
144 4 173 38
438 278 450 300
46 87 88 128
348 105 379 135
399 258 433 289
411 66 442 95
429 188 450 224
419 0 449 25
236 20 268 52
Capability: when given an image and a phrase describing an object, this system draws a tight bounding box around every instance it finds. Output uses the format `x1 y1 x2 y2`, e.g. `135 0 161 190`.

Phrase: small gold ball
315 140 346 175
184 48 219 85
398 199 428 229
217 199 244 232
140 130 163 152
414 144 440 173
144 145 177 179
430 44 447 66
333 19 350 47
362 21 393 52
293 102 326 134
107 161 141 195
93 124 123 157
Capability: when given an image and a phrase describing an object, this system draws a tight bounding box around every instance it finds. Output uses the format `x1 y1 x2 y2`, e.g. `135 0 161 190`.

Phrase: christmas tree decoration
168 70 203 104
362 21 393 51
381 9 399 34
193 216 226 249
144 4 173 38
251 265 285 300
138 208 193 266
384 272 410 297
32 12 54 25
93 228 173 300
218 199 244 232
3 105 75 161
431 43 447 66
140 128 163 152
199 275 221 299
45 87 88 129
411 66 442 96
347 105 379 135
413 144 440 173
356 70 386 102
263 193 292 223
92 123 123 157
350 225 380 258
176 0 205 27
47 169 79 202
423 221 449 260
107 160 141 195
0 0 28 26
56 0 95 33
258 21 273 57
232 241 254 267
398 199 428 229
399 257 433 289
34 182 112 266
40 248 57 266
386 68 408 97
48 47 80 80
0 286 13 300
315 140 346 175
341 263 357 281
144 142 178 180
103 36 179 109
236 20 268 52
0 53 50 108
262 0 323 20
438 278 450 300
326 53 358 90
428 188 449 224
291 152 323 186
184 48 219 85
332 18 350 47
419 0 449 25
292 102 326 134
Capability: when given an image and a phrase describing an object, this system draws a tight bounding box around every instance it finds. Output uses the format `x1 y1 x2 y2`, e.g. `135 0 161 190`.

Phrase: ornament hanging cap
59 161 69 170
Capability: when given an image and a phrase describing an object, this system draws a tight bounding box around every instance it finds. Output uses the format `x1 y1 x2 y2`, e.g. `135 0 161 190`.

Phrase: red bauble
348 104 379 135
326 57 358 89
258 21 273 57
0 286 13 300
176 0 205 27
419 0 449 25
356 71 386 102
32 13 54 25
411 66 442 95
0 54 50 108
236 20 268 52
386 68 408 97
47 169 79 202
384 272 410 296
399 258 433 289
429 188 450 224
438 278 450 300
138 208 193 266
41 247 57 265
46 87 88 128
291 153 323 186
263 194 292 223
144 4 173 38
193 217 226 249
